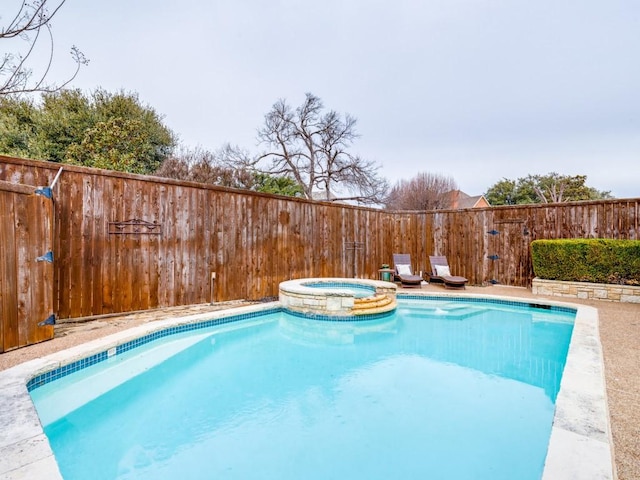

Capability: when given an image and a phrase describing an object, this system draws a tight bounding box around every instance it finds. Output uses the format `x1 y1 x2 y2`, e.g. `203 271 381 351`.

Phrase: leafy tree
385 172 458 210
0 89 176 174
0 1 88 96
32 89 94 162
0 95 38 155
485 172 613 205
65 118 159 174
227 93 388 205
525 173 612 203
484 178 528 205
252 172 304 197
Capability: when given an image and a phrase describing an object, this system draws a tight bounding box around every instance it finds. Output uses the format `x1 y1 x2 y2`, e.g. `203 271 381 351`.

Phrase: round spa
279 278 397 319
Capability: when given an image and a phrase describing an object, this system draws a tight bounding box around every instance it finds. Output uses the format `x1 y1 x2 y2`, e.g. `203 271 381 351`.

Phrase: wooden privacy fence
1 156 639 345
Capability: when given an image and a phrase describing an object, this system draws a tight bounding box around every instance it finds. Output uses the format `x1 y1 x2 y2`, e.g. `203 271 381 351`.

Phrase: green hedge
531 239 640 285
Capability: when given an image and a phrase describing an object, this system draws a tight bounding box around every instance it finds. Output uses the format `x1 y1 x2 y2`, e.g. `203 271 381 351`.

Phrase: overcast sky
17 0 640 198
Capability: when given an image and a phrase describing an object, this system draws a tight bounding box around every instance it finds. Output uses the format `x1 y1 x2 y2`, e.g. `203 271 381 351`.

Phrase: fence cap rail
0 179 36 195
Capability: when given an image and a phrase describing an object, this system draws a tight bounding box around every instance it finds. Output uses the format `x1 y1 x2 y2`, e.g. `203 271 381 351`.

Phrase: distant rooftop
443 190 491 209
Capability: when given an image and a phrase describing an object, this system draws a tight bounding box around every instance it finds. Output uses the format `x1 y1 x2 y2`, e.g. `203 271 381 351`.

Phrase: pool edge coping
0 294 614 480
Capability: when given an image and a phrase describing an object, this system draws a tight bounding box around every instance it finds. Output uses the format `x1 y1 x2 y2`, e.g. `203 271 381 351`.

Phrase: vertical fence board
67 173 84 318
0 192 7 349
128 181 141 311
38 195 55 343
15 191 30 346
89 174 103 316
80 175 94 316
0 190 18 351
55 174 70 319
157 183 170 307
101 176 114 314
193 188 206 304
26 194 41 344
211 191 222 299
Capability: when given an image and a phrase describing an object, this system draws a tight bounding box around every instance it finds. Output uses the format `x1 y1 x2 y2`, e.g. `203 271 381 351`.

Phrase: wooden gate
0 180 55 352
487 216 532 286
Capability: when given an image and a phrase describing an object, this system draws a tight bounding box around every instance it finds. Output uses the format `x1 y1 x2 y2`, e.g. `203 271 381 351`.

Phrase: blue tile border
26 307 281 392
26 351 109 391
282 307 395 322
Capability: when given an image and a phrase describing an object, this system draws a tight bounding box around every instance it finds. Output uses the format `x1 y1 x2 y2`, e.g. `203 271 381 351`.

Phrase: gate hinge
34 167 63 200
34 186 53 199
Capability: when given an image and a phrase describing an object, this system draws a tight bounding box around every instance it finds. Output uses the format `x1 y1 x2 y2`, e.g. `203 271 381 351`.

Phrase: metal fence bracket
38 314 56 326
34 167 63 199
34 186 53 199
36 251 54 263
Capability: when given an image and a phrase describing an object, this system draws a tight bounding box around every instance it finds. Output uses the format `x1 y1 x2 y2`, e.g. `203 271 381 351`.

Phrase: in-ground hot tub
279 278 397 319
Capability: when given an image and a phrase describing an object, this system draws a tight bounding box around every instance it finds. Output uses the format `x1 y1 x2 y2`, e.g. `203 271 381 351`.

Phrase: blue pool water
30 298 574 480
304 281 376 298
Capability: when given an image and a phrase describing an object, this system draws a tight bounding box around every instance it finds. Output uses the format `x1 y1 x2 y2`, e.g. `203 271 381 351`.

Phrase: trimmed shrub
531 239 640 285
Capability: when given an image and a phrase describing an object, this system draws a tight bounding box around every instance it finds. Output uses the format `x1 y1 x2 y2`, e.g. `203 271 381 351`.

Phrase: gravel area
1 286 638 479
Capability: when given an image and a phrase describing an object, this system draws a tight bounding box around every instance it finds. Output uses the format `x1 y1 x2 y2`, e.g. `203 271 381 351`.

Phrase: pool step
30 332 215 426
398 302 486 320
352 294 396 315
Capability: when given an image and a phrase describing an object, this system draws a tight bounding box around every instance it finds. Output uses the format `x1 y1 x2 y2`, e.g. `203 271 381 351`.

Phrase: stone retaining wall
532 278 640 304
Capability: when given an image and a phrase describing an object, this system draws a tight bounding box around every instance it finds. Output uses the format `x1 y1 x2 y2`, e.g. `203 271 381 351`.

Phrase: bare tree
533 183 565 203
155 146 255 188
253 93 388 205
385 172 458 211
1 0 88 96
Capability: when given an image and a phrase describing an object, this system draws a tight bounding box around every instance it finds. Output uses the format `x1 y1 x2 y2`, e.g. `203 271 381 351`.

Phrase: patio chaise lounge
392 253 423 288
428 255 468 289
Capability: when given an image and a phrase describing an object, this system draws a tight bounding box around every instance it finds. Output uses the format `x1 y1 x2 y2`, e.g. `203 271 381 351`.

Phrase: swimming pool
0 294 612 480
28 297 572 479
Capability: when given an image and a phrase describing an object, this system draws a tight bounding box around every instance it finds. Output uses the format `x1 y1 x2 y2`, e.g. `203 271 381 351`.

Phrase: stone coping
0 295 613 480
279 277 396 297
532 277 640 304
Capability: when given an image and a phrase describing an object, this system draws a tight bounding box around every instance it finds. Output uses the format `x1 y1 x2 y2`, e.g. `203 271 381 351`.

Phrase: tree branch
0 0 88 96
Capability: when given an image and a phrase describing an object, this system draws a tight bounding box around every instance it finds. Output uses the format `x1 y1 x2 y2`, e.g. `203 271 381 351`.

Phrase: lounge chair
392 253 423 288
428 256 468 289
